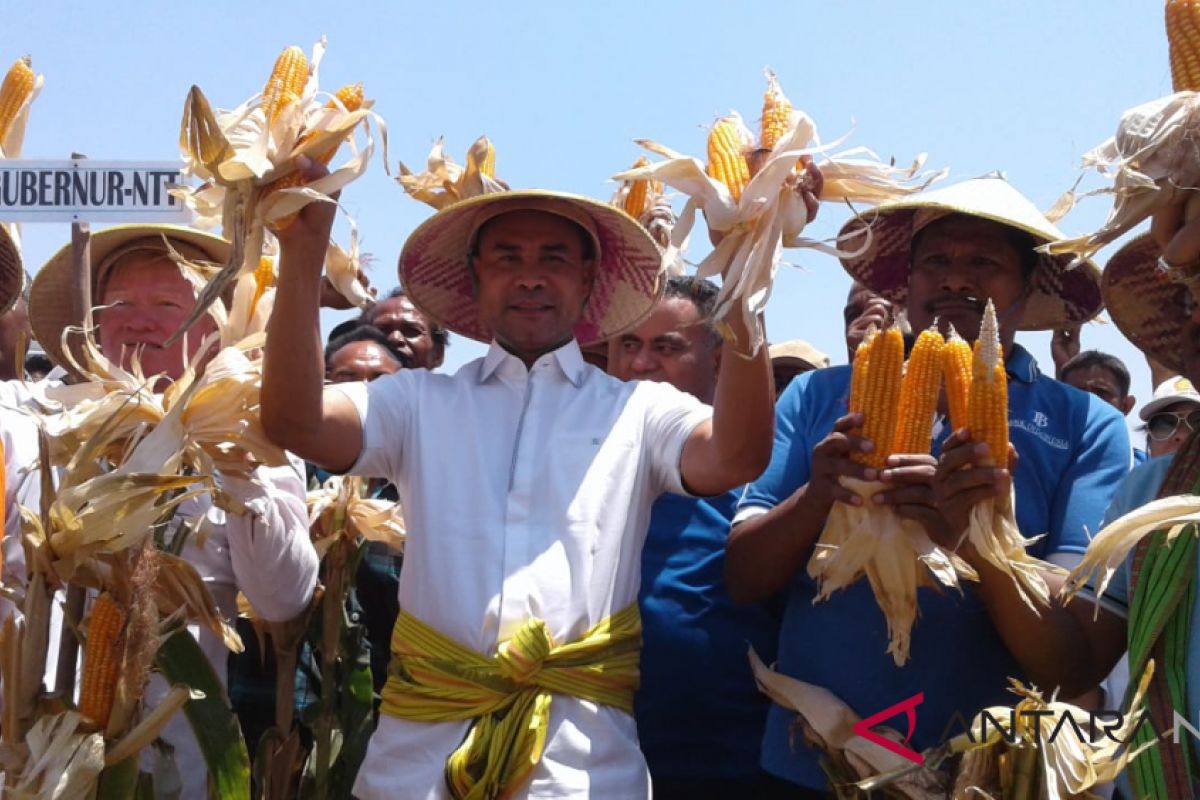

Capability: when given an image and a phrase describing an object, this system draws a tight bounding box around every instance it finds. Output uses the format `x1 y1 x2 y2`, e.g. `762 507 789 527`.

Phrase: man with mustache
262 157 788 798
725 176 1131 795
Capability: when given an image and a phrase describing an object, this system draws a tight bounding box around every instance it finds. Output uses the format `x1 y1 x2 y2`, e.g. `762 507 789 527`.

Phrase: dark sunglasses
1147 409 1200 441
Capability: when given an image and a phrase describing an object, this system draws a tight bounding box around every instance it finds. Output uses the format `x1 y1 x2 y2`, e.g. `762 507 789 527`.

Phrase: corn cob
847 327 877 437
464 135 496 181
265 83 365 230
943 325 973 434
79 592 126 729
968 300 1008 467
261 45 309 125
621 156 662 219
0 56 35 144
706 115 752 203
1168 0 1200 91
249 256 275 318
891 325 946 455
851 326 904 468
760 70 793 151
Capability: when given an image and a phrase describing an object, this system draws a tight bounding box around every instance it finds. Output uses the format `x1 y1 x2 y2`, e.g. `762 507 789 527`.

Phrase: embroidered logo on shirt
1010 416 1069 450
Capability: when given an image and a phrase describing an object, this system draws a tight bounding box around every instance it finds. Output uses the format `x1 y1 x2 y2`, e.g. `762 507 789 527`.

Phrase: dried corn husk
748 648 947 799
172 37 385 338
397 134 509 210
811 478 975 667
609 166 683 271
1046 92 1200 272
2 711 105 800
1061 494 1200 614
965 490 1063 613
612 73 942 354
307 475 405 557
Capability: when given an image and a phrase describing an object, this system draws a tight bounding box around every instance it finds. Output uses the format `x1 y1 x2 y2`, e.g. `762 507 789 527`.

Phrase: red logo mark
853 692 925 766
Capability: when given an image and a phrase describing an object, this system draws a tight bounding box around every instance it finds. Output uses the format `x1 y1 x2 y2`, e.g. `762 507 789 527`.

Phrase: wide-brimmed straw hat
837 176 1103 331
0 225 25 316
30 224 230 374
398 190 665 346
1103 232 1190 374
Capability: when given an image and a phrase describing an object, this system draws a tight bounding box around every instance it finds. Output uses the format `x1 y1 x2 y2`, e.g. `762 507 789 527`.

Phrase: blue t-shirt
636 490 780 780
737 344 1132 789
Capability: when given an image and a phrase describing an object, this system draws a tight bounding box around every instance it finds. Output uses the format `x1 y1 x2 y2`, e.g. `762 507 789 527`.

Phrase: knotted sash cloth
1128 430 1200 800
379 605 642 800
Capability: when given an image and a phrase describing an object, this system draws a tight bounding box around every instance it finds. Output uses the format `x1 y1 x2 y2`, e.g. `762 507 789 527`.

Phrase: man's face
906 216 1029 345
844 281 893 361
1147 399 1200 459
367 295 443 369
96 254 217 382
472 210 595 361
610 296 719 403
1062 364 1134 416
0 299 30 381
327 340 402 383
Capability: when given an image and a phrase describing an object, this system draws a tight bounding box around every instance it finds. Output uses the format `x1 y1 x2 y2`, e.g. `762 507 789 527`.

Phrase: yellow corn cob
760 70 793 151
249 256 275 318
852 326 904 468
943 325 973 434
261 45 309 124
706 115 752 203
848 327 877 421
621 156 662 219
465 135 496 179
0 56 35 144
968 300 1009 467
891 326 946 455
265 83 365 230
79 593 126 729
1168 0 1200 91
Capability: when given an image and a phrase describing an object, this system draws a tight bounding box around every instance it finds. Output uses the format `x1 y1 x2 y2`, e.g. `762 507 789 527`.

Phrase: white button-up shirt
340 340 711 800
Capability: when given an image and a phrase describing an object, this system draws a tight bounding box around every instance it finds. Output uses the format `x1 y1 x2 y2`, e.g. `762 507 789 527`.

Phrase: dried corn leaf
1045 92 1200 266
7 711 104 800
398 135 509 210
614 78 941 354
1060 494 1200 615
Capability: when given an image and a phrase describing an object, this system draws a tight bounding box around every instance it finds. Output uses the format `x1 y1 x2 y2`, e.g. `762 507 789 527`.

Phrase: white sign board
0 160 189 223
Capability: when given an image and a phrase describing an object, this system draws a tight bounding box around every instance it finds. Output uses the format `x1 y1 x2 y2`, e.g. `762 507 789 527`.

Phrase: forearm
223 463 319 622
711 310 774 481
726 486 827 604
971 557 1116 696
261 239 329 457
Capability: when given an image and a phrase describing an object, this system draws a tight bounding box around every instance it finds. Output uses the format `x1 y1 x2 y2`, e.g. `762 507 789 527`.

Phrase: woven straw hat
30 224 230 375
1103 232 1190 374
0 225 25 316
838 176 1103 330
398 190 665 346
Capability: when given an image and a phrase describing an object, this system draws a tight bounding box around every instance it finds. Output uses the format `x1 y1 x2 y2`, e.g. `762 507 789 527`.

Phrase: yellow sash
379 604 642 800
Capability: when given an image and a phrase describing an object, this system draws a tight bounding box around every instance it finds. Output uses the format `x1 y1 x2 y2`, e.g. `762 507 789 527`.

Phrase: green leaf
155 629 251 800
96 756 141 800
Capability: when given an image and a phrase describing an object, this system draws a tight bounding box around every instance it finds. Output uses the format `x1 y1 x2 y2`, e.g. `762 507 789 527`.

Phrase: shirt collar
1006 343 1039 385
477 339 587 387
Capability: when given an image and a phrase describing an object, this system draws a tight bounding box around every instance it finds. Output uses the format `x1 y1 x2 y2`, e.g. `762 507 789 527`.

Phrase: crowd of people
1 153 1200 800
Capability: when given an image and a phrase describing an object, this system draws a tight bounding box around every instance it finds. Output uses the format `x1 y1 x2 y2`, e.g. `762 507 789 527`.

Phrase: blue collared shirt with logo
737 344 1131 789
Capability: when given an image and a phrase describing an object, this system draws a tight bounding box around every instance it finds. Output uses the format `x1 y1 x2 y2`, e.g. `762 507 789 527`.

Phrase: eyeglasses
1147 409 1200 441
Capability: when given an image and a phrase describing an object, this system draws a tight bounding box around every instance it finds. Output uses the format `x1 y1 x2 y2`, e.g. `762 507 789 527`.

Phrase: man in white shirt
262 162 800 799
20 225 319 798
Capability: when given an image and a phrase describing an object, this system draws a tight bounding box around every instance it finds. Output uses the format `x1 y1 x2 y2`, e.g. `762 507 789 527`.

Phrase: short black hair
361 287 450 349
909 214 1039 282
324 324 411 368
662 275 721 344
1059 350 1132 397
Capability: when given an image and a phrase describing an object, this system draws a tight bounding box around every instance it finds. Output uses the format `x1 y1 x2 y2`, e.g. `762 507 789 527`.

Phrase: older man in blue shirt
725 177 1132 794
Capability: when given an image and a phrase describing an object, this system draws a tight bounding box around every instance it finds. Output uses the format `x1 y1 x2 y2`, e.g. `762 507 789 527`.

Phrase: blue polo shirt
636 489 780 780
736 344 1131 790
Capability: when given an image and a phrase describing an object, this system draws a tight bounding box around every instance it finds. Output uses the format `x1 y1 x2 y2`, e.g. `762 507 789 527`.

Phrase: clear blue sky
6 0 1173 432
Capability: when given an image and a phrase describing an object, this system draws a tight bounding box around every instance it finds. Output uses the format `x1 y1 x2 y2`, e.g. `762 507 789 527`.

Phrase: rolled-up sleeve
221 456 319 622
